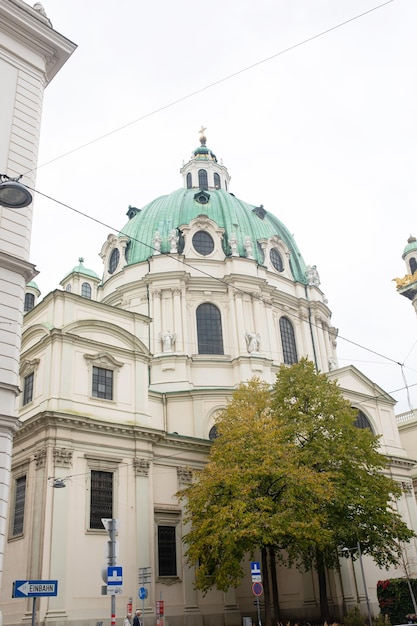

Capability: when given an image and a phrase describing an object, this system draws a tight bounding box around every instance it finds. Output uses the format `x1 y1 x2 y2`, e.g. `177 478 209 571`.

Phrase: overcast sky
29 0 417 413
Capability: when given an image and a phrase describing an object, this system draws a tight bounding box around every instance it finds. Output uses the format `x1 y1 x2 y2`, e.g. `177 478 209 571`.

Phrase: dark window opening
209 425 219 441
410 257 417 274
109 248 120 275
186 172 192 189
198 169 208 190
90 470 113 529
92 366 113 400
23 372 34 405
12 475 26 536
270 248 284 272
280 317 298 365
196 303 224 354
81 282 92 299
213 173 221 189
192 231 214 256
24 293 35 312
354 409 374 432
158 525 177 576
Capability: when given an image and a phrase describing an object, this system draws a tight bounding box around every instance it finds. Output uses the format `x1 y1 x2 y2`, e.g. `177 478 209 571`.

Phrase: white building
0 3 75 624
1 131 417 626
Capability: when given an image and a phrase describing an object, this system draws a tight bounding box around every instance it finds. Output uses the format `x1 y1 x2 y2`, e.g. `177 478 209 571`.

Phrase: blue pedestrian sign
13 580 58 598
250 561 262 582
138 586 148 600
107 566 123 586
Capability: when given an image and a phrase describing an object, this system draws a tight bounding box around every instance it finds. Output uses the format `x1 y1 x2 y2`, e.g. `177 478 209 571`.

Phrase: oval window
109 248 120 274
193 231 214 256
270 248 284 272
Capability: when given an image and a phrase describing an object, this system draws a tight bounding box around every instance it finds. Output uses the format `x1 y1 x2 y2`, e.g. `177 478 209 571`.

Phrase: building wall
0 2 75 621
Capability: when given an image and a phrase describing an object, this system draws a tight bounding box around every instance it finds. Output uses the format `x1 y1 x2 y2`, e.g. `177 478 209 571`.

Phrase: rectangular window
158 525 177 576
90 470 113 529
12 476 26 536
92 367 113 400
23 372 34 405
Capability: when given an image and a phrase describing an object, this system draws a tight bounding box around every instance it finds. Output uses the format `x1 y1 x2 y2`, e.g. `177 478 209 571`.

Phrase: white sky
29 0 417 413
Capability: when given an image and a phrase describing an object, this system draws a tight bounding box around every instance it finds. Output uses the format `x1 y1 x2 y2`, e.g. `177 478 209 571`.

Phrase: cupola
60 257 101 299
180 127 231 192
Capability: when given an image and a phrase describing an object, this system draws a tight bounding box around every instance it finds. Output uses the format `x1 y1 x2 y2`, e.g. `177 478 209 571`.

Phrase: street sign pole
31 597 36 626
102 519 118 626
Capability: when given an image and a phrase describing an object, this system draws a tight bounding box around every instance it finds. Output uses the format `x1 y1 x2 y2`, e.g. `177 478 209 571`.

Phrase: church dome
61 257 100 283
117 134 308 284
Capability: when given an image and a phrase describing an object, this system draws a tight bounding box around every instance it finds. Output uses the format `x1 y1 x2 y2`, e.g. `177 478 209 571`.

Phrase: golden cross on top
199 125 206 137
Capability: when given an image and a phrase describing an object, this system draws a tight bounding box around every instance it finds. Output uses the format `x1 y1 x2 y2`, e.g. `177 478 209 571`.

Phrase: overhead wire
24 0 395 177
28 183 412 381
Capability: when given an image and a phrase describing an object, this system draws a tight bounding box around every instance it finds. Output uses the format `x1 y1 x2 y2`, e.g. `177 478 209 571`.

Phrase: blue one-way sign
13 580 58 598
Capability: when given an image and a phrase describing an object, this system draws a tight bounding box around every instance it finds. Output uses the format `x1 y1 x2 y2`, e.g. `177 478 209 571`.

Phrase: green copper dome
61 258 100 282
120 187 308 284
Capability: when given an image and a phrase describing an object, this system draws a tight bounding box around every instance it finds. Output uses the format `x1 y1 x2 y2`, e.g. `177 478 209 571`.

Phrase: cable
24 0 395 176
28 183 411 378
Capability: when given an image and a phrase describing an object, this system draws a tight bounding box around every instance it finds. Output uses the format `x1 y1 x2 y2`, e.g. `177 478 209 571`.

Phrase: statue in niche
306 265 321 287
229 232 238 256
169 229 179 254
152 231 162 254
159 330 176 353
244 236 254 259
245 331 261 354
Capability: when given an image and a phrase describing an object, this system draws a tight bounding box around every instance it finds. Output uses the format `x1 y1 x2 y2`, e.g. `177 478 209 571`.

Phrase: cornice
0 0 76 84
0 250 38 282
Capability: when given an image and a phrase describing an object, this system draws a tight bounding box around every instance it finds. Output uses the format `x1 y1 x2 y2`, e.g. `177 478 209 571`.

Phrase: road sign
108 567 123 586
250 561 262 582
13 580 58 598
138 587 148 600
252 582 263 597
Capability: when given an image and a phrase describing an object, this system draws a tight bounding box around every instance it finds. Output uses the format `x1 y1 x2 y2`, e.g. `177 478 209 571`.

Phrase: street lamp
0 174 33 209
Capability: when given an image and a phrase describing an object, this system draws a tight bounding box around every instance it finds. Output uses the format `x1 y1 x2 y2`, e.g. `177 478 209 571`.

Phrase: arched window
213 173 221 189
196 303 224 354
410 257 417 274
198 169 208 190
186 172 192 189
209 425 219 441
109 248 120 274
66 284 71 292
279 317 298 364
81 282 92 299
354 409 374 433
24 293 35 312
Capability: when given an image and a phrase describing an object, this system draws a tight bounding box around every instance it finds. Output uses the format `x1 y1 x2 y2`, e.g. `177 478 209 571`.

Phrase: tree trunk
268 546 280 624
262 547 272 626
316 549 330 623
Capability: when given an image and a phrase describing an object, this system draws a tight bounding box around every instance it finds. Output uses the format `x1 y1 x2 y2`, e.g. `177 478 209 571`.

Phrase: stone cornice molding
34 447 46 467
0 250 38 283
19 358 40 377
0 0 76 84
0 414 21 436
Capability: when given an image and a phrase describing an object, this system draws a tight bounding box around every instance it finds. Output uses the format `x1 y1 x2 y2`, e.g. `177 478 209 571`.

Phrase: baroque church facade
2 134 417 626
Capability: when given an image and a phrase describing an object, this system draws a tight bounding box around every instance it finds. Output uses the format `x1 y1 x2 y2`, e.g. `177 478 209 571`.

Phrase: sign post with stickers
250 562 263 626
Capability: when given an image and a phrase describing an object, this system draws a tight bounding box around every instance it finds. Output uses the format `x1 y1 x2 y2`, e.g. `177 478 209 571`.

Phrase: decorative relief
151 289 162 298
53 448 73 467
177 467 193 485
84 352 123 369
245 332 261 354
19 359 40 377
401 481 413 493
133 458 150 476
34 448 46 468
